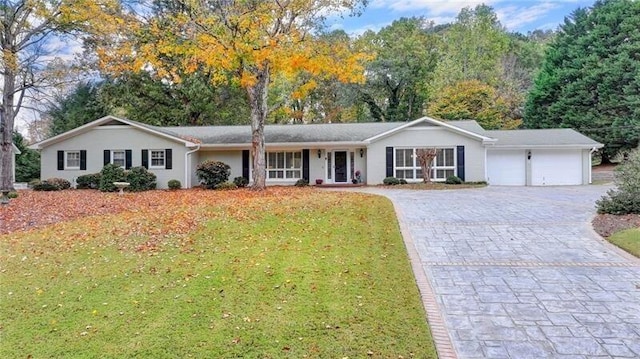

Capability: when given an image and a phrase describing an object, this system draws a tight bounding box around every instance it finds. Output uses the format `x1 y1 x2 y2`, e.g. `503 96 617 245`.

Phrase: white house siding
40 125 188 189
366 127 486 184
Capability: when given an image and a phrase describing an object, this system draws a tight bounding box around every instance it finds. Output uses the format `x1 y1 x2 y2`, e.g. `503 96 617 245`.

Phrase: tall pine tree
524 0 640 162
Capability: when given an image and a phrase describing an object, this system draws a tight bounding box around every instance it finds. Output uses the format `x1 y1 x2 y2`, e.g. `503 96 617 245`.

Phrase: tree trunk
246 64 270 190
1 60 16 192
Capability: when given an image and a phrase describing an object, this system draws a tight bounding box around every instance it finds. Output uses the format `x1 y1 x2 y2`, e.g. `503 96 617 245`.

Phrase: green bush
294 179 309 187
399 179 408 185
76 173 101 189
196 160 231 189
45 178 71 190
233 176 249 188
99 164 126 192
32 181 58 191
125 166 157 192
445 175 463 184
383 177 400 185
168 179 182 190
597 149 640 214
8 191 18 199
215 182 238 190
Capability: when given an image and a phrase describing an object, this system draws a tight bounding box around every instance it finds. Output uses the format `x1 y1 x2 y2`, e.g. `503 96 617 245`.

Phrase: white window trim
266 151 303 181
394 147 456 182
65 150 81 170
111 150 126 168
149 149 166 169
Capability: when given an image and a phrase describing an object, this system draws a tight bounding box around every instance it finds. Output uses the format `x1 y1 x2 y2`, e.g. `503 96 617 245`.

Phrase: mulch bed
592 213 640 238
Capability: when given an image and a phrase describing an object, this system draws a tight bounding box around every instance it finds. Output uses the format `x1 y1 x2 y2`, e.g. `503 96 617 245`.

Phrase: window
150 150 165 168
112 150 125 168
267 151 302 179
66 151 80 169
394 148 455 181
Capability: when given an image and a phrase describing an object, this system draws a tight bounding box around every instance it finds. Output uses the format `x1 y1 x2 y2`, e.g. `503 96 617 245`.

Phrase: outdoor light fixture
360 148 364 158
527 151 532 160
318 149 322 158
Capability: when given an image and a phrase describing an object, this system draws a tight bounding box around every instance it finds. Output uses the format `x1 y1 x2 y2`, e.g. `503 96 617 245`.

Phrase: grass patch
0 189 435 358
607 228 640 258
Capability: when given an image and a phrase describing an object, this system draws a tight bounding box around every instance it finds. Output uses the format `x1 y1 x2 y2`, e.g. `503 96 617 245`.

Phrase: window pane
113 151 125 167
395 149 404 167
67 152 80 168
327 152 332 179
268 153 276 168
293 152 301 168
445 169 455 178
405 149 414 167
277 153 285 168
286 170 301 179
436 150 444 166
285 152 293 168
416 168 423 179
151 150 165 167
444 149 454 166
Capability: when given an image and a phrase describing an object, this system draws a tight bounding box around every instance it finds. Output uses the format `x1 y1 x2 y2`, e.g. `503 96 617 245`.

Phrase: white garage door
531 149 582 186
487 150 526 185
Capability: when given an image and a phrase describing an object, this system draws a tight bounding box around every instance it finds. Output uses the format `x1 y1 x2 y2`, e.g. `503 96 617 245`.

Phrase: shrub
383 177 400 185
399 179 408 185
168 179 182 190
45 178 71 190
294 179 309 187
196 160 231 189
233 176 249 188
597 149 640 214
32 181 58 191
8 191 18 199
76 173 101 189
99 164 126 192
445 175 463 185
125 166 157 192
215 181 238 190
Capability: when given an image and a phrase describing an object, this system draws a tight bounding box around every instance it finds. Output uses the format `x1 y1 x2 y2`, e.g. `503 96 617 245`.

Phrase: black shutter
57 151 64 170
302 149 310 181
141 150 149 169
165 149 172 169
456 146 465 181
80 150 87 170
242 150 250 180
385 147 394 177
125 150 132 169
103 150 110 165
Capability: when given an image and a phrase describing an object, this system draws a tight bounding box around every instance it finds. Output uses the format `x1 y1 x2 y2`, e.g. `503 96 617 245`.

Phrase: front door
334 151 347 182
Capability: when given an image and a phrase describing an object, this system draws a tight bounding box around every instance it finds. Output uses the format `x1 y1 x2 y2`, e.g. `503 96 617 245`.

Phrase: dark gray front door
334 151 347 182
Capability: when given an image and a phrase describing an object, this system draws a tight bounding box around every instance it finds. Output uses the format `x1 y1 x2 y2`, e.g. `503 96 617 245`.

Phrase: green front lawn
0 189 436 358
608 228 640 258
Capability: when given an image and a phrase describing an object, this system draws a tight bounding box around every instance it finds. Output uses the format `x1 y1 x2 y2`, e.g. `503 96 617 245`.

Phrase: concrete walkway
351 186 640 359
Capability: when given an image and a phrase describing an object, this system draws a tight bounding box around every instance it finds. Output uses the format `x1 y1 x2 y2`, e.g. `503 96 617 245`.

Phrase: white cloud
370 0 498 14
496 2 560 31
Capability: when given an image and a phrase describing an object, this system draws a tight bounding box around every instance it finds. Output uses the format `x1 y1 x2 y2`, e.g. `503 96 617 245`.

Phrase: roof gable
29 116 197 150
365 116 497 144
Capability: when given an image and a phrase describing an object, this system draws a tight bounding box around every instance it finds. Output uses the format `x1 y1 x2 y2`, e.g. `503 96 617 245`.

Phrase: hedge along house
30 115 602 188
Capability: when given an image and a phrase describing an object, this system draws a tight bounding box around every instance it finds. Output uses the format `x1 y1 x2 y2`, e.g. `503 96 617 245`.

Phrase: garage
487 150 526 185
531 149 583 186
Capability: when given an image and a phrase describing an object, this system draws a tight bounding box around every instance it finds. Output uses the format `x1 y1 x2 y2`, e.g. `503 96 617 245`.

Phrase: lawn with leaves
0 188 435 358
607 228 640 258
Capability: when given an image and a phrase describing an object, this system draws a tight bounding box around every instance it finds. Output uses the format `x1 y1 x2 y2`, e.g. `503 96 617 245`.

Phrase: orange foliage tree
92 0 370 190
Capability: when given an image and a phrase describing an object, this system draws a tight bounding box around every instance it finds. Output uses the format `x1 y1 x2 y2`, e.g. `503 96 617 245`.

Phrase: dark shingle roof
485 129 602 147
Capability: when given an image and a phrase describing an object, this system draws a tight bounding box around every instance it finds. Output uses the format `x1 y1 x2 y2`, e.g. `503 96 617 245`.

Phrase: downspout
589 147 598 184
185 145 201 188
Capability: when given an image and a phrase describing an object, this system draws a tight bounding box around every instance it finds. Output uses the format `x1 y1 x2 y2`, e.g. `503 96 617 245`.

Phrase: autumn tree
92 0 369 190
524 0 640 161
0 0 122 192
428 80 521 129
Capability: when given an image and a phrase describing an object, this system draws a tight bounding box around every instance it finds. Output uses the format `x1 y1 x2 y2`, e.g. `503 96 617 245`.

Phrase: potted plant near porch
315 179 323 185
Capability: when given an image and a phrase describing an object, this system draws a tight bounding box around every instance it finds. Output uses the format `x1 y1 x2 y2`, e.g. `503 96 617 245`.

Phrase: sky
329 0 595 35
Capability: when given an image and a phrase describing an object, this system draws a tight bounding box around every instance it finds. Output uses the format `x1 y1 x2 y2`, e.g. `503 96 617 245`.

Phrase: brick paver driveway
355 185 640 359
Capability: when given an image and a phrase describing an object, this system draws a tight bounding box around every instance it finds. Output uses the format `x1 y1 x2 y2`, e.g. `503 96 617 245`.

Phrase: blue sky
329 0 595 35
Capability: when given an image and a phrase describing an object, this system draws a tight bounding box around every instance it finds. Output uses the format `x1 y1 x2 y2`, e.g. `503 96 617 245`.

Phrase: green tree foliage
524 0 640 161
102 72 250 126
358 18 439 122
428 80 521 129
432 5 509 90
597 149 640 214
47 82 113 137
12 132 40 182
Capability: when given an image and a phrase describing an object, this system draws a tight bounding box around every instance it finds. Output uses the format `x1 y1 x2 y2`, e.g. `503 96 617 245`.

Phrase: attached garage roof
485 129 603 148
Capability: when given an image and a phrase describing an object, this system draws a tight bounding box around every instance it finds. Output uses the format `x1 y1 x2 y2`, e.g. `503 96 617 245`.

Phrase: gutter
589 147 598 184
185 144 201 188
